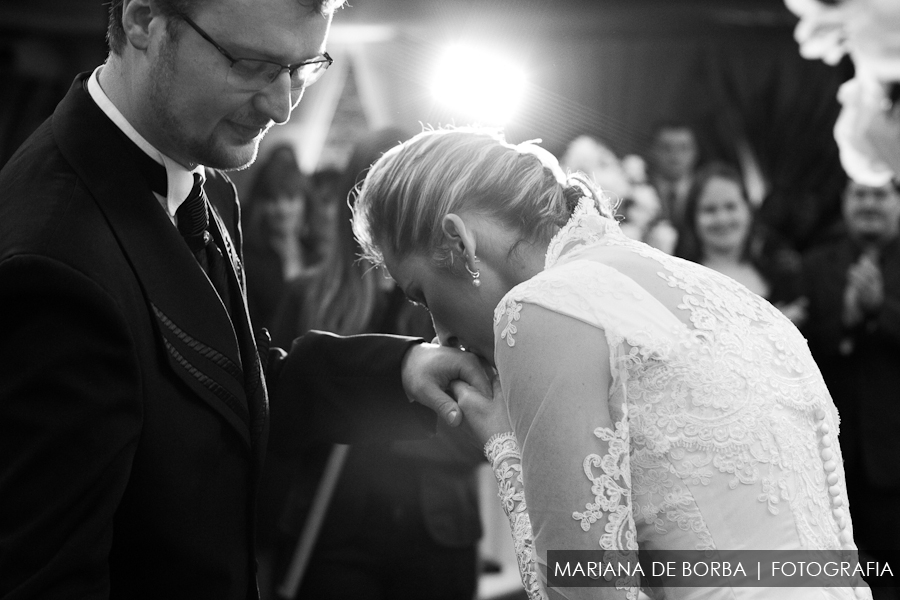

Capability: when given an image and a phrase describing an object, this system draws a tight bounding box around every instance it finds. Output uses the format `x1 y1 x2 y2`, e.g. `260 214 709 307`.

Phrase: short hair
649 119 698 144
352 126 613 270
107 0 345 55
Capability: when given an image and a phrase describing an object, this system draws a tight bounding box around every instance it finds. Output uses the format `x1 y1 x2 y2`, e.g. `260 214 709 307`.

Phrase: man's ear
121 0 157 51
441 213 477 265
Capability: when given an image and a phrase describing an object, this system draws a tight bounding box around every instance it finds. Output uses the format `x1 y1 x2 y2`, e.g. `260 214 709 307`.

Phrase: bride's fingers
449 379 469 399
453 355 492 397
449 380 488 407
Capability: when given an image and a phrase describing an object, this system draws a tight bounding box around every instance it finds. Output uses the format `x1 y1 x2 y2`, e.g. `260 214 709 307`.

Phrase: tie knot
177 174 210 250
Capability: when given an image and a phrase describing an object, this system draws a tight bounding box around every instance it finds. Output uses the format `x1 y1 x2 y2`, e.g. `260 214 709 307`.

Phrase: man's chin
203 140 262 172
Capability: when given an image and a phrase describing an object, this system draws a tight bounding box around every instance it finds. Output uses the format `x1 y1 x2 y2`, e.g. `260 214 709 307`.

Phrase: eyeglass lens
226 59 329 91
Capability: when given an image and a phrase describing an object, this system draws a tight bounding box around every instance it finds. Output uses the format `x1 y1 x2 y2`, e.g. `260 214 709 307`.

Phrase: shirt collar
86 65 204 219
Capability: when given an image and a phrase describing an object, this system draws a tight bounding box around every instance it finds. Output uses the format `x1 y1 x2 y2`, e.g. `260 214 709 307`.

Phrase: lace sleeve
484 432 547 600
493 300 639 600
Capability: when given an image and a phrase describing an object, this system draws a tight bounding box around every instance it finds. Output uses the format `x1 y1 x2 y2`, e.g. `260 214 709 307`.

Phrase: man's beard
148 36 264 170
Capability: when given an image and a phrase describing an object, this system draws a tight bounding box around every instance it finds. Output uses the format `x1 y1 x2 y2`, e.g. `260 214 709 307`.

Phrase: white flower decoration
786 0 900 183
834 74 900 186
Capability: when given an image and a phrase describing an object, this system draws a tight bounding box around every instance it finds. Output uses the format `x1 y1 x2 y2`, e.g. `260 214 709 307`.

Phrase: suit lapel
208 200 269 448
52 74 253 448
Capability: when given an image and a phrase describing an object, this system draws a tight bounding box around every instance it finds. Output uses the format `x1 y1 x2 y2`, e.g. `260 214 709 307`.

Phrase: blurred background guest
559 134 631 201
674 162 806 321
561 134 677 253
304 167 344 270
799 178 900 599
647 119 702 231
617 183 668 249
258 127 485 600
618 153 679 254
241 143 315 331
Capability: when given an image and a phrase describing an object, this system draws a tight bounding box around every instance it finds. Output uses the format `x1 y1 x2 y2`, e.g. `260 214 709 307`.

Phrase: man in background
647 120 701 231
801 178 900 599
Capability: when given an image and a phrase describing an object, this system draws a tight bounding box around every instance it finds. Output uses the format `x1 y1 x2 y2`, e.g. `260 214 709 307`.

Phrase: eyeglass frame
173 10 333 91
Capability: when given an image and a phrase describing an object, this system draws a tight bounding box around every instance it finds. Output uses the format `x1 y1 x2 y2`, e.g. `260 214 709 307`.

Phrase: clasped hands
400 342 512 445
843 252 884 326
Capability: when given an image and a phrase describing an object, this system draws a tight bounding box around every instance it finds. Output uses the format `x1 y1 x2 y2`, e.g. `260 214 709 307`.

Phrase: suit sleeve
800 250 849 359
265 331 436 455
869 251 900 347
388 417 484 470
0 255 142 599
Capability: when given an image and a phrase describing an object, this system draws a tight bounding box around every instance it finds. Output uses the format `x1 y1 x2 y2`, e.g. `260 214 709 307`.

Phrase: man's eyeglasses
176 12 333 92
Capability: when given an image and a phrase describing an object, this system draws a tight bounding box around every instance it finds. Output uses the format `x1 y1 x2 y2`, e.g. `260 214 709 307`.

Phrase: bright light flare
431 44 527 125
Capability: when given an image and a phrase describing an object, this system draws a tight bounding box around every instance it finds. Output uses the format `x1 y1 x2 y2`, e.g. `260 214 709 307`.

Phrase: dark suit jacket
0 74 434 600
800 236 900 491
262 286 483 561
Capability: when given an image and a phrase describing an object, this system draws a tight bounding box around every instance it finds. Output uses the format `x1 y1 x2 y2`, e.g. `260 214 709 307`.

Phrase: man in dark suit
0 0 489 599
647 120 700 232
801 178 900 598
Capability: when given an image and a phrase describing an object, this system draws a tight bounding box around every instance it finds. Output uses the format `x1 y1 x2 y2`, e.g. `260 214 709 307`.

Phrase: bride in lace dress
352 127 872 600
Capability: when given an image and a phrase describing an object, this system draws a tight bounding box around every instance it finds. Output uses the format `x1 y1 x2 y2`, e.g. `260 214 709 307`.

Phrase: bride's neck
480 229 549 290
500 239 549 290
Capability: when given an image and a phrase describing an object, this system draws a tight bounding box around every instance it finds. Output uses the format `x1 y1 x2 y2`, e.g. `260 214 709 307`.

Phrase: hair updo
352 126 612 268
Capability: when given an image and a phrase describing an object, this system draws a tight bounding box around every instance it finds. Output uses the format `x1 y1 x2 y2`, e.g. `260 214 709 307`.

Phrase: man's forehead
199 0 331 52
657 129 695 144
846 182 897 197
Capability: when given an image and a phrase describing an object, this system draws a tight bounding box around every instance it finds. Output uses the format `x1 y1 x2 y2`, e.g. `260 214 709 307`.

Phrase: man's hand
850 253 885 314
401 343 491 427
777 296 809 326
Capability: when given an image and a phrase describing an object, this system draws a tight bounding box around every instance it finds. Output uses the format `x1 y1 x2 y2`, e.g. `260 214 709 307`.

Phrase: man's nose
253 71 300 125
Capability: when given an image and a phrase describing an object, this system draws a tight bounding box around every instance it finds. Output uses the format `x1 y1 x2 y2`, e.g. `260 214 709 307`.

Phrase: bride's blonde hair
352 126 612 268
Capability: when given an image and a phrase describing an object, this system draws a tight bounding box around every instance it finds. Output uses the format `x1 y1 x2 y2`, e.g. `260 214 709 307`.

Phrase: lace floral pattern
495 300 523 348
484 434 548 600
491 198 868 599
573 410 635 547
573 408 641 600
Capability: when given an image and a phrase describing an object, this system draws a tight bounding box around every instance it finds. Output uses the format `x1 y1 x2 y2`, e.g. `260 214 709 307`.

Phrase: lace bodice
485 199 870 600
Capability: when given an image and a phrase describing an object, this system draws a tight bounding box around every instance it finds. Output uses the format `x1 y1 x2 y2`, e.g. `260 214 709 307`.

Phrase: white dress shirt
86 65 204 225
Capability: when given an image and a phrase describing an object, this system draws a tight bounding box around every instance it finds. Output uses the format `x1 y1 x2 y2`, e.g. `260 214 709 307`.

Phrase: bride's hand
450 375 512 446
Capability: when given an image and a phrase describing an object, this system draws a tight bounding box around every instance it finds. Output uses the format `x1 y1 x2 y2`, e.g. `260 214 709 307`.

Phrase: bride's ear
441 213 478 267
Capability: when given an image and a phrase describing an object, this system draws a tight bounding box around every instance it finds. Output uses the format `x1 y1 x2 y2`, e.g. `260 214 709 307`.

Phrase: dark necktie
176 174 234 318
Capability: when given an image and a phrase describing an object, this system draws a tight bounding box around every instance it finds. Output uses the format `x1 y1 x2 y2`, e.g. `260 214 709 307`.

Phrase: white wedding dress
486 198 872 600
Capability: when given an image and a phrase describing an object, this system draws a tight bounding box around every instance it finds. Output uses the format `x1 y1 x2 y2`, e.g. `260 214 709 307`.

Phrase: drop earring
465 256 481 287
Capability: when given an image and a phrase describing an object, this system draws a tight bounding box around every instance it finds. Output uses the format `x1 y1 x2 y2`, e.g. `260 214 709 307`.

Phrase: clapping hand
777 296 809 326
849 253 884 314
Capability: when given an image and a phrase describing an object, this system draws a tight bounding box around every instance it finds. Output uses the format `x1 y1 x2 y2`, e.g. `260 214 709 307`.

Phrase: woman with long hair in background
674 161 807 323
242 143 315 330
260 127 485 600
